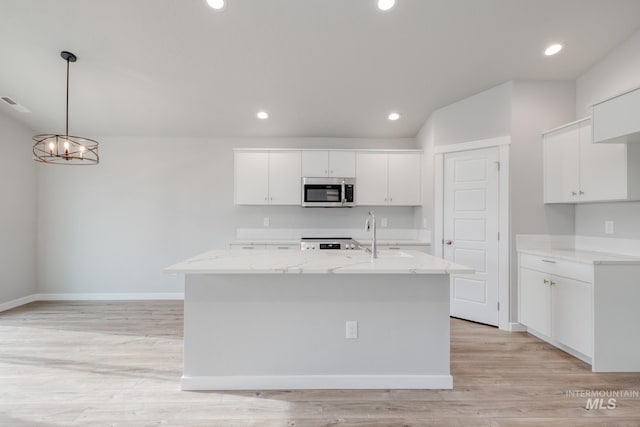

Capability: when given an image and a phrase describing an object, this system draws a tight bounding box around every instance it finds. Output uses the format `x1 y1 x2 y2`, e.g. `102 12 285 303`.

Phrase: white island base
166 249 473 391
183 273 451 390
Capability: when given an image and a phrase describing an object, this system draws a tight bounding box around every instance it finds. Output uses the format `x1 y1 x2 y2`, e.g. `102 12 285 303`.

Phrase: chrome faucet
365 211 378 261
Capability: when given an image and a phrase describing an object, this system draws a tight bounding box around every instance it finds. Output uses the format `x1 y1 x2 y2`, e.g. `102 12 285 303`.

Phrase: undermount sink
375 250 414 258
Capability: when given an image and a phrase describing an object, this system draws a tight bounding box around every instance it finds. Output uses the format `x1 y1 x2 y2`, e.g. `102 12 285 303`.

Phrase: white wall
0 111 37 304
510 81 576 318
414 82 513 245
416 81 575 322
574 28 640 238
36 136 416 294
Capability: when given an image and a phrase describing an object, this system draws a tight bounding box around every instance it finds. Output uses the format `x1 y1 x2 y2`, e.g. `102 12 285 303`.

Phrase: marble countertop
230 239 431 246
166 249 472 275
517 248 640 265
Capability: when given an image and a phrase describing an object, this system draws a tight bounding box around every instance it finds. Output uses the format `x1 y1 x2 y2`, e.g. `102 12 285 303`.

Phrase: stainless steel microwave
301 177 355 208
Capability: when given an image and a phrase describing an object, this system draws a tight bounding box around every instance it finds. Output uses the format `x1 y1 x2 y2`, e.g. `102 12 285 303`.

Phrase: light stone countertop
229 239 431 246
165 249 472 275
517 248 640 265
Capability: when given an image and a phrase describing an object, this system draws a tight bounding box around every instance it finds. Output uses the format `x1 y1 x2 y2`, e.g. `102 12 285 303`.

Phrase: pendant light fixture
32 51 99 165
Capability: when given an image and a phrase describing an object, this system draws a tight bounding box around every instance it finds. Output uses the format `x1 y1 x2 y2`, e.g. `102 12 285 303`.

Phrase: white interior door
443 147 500 326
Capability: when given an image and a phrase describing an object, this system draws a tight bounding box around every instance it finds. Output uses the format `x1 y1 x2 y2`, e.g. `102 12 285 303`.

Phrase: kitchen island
165 249 472 390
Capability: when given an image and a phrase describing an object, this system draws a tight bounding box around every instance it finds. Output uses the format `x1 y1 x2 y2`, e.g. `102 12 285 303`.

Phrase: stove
300 237 360 251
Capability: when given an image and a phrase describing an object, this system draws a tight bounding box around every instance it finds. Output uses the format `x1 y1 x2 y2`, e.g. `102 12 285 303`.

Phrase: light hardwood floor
1 301 639 426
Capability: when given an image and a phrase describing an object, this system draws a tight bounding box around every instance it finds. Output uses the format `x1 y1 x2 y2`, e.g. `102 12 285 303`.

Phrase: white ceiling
1 0 640 138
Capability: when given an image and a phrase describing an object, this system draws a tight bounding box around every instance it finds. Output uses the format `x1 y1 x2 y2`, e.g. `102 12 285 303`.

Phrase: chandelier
32 51 99 165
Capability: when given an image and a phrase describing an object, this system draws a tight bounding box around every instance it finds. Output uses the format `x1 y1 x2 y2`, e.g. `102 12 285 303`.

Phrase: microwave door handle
341 181 346 206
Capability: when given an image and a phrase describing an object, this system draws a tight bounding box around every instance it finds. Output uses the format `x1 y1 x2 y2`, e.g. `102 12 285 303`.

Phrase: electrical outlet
423 217 428 228
263 217 270 227
381 217 388 228
345 321 358 339
605 221 614 235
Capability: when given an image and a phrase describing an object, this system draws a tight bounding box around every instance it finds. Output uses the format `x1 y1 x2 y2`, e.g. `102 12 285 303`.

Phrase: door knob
444 240 453 245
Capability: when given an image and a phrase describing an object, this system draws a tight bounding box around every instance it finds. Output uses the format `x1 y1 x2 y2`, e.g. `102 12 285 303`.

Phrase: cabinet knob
444 240 453 245
330 170 333 174
325 170 328 174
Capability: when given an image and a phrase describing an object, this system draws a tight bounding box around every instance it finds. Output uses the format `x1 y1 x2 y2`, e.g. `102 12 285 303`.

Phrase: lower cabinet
518 254 593 359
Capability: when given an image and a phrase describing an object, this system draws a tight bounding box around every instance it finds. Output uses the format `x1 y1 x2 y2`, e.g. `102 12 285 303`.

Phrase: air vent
1 96 30 113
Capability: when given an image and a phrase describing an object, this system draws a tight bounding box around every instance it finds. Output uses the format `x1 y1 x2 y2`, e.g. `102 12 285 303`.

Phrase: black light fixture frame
32 51 99 165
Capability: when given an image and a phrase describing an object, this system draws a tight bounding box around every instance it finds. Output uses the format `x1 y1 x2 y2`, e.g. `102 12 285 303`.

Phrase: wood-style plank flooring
1 301 639 426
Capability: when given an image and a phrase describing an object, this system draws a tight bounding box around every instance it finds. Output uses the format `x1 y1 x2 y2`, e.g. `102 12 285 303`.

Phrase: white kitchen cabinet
356 152 422 206
301 151 355 177
518 253 594 360
551 276 592 358
234 151 301 205
592 86 640 144
519 267 552 337
542 118 640 203
235 152 269 205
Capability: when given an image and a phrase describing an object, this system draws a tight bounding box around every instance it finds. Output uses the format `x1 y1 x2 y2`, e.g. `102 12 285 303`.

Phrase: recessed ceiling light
388 112 400 121
206 0 225 10
377 0 396 11
257 111 269 120
544 43 563 56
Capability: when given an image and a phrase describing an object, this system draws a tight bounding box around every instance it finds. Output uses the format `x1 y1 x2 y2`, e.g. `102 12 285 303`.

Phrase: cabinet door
329 151 356 177
593 87 640 143
301 151 329 177
519 267 551 336
235 152 269 205
543 125 580 203
578 121 628 202
388 153 421 205
551 275 593 357
268 152 302 205
356 152 389 205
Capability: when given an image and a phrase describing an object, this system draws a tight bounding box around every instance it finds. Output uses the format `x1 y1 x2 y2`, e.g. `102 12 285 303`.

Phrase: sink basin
376 250 414 258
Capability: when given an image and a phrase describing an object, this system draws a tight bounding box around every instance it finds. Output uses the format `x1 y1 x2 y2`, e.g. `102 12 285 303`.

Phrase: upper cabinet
543 118 640 203
235 151 301 205
301 151 355 177
592 87 640 144
356 152 422 206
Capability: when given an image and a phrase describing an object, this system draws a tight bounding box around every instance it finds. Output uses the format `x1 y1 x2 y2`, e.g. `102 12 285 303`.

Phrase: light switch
263 217 270 227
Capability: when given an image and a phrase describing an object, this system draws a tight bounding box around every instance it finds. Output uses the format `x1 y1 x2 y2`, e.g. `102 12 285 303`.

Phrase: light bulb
79 145 86 158
63 140 70 150
206 0 225 10
48 142 55 154
257 111 269 120
377 0 396 11
544 43 563 56
388 112 400 121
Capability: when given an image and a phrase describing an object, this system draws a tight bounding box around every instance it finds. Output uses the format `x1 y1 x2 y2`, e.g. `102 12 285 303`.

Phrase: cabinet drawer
519 253 593 283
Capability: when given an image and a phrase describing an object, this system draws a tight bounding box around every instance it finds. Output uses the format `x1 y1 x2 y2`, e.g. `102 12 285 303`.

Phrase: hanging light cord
65 56 70 138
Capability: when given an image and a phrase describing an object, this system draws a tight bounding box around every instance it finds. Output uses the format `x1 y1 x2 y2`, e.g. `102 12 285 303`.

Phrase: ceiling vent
1 96 30 113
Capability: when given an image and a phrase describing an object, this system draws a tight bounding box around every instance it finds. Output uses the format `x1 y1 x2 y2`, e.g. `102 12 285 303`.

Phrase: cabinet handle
264 197 268 201
325 170 328 174
390 197 393 202
276 247 290 250
550 281 556 286
541 259 556 263
572 191 577 196
384 198 388 202
444 240 453 245
579 190 585 195
242 247 255 250
543 279 549 284
330 170 333 174
388 247 401 250
270 197 273 201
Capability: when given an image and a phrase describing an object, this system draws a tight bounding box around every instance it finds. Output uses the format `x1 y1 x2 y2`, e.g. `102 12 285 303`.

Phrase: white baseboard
35 292 184 301
1 293 184 312
0 294 38 312
508 322 527 332
181 374 453 391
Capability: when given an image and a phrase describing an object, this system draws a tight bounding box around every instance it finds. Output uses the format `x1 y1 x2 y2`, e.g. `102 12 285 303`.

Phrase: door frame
434 136 510 331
